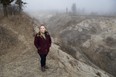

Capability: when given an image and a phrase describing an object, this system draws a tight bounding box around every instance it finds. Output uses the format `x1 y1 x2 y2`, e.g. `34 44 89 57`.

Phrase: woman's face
39 26 46 33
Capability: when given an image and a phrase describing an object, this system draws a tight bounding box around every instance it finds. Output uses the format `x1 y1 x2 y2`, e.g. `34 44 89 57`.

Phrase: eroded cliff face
0 14 114 77
47 14 116 76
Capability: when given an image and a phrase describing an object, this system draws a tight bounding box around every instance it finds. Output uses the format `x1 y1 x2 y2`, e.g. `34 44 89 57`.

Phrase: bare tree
15 0 26 13
0 0 14 16
0 2 3 16
71 3 77 15
66 7 69 13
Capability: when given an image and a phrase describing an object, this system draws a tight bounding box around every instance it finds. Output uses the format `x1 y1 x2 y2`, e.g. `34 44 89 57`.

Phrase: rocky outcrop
47 14 116 76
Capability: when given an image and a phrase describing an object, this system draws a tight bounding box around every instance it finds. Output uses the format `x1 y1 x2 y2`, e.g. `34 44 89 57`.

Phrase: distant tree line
0 0 26 16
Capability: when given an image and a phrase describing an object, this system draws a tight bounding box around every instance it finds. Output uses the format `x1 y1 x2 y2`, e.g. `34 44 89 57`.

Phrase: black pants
39 54 48 67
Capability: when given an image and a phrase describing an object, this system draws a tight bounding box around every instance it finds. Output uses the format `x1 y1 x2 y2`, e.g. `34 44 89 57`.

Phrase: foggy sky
23 0 116 14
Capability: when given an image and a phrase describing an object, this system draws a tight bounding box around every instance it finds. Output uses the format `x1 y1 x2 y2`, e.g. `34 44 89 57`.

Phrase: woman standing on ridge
34 24 52 72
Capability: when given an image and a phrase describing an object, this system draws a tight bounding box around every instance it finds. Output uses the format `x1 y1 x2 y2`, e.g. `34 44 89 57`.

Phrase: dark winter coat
34 31 51 54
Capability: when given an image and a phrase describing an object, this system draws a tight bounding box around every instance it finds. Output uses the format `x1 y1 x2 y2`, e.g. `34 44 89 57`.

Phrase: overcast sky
23 0 116 14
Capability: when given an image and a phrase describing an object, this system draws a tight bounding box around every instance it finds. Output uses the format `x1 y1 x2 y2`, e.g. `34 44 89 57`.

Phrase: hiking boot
41 67 46 72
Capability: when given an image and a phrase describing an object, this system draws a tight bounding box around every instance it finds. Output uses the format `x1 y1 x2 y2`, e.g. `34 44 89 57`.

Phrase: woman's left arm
48 34 52 47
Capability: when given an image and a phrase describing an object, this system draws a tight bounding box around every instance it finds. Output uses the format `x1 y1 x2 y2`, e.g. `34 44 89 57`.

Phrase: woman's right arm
34 35 40 49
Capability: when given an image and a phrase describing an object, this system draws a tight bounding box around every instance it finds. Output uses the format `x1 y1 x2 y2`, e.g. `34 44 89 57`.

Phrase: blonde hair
39 24 47 32
37 24 48 37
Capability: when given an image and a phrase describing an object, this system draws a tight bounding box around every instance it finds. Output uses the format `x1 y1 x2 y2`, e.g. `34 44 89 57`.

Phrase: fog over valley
24 0 116 15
